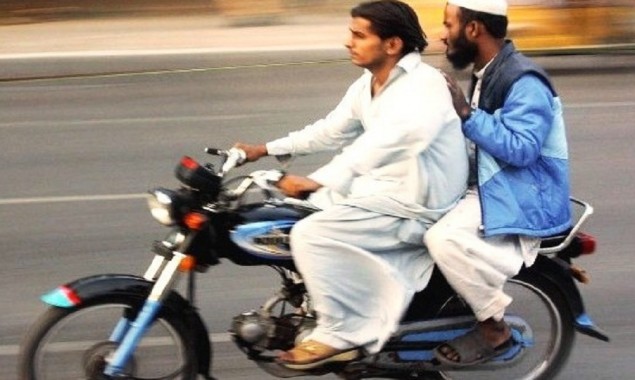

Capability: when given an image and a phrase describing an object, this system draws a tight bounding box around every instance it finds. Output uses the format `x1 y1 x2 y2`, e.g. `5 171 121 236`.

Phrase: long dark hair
351 0 428 55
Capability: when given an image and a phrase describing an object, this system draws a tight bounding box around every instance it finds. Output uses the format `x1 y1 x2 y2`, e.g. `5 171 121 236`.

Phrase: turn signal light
183 212 208 231
178 255 197 272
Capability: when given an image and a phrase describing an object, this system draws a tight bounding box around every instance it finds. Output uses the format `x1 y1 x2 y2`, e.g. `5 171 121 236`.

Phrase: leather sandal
434 327 514 367
277 340 360 370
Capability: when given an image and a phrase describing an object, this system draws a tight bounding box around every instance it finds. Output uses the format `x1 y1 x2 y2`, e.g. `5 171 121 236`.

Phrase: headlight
147 189 180 225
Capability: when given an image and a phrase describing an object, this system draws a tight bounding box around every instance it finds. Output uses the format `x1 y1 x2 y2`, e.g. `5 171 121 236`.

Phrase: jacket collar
483 40 516 79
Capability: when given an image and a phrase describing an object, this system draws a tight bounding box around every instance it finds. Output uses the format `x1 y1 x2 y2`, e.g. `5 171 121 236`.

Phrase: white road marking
0 194 147 205
0 332 232 356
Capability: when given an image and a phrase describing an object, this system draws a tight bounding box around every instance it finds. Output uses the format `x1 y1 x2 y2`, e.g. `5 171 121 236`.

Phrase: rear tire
18 295 198 380
439 273 575 380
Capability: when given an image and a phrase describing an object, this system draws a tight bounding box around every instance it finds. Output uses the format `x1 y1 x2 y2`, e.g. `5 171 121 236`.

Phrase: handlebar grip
221 148 247 174
205 148 225 156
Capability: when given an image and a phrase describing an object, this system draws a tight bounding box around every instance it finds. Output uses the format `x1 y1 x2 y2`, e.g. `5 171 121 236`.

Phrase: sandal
277 340 360 370
434 327 513 367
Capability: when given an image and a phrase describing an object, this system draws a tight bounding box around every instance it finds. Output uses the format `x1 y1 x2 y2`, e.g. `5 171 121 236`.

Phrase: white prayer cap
447 0 508 16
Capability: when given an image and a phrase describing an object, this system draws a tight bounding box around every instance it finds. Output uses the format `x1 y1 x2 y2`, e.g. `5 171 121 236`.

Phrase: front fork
103 246 187 376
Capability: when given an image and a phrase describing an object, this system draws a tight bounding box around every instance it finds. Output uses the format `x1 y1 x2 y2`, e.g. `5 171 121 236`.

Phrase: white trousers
290 204 434 354
424 190 539 322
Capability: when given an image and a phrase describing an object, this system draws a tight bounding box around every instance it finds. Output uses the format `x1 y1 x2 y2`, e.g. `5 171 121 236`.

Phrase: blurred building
1 0 633 52
212 0 635 51
412 0 635 52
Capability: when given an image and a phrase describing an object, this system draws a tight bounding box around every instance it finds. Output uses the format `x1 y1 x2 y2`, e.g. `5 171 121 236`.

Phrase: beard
446 30 478 70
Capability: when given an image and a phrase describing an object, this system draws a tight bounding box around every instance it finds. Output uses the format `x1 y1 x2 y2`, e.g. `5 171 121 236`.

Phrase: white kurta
266 52 468 219
265 52 469 353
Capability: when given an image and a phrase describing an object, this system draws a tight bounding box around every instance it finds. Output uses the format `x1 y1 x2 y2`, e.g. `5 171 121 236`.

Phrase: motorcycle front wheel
18 295 197 380
439 273 575 380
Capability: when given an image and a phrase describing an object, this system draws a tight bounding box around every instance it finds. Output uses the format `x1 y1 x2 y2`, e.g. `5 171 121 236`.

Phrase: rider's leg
285 204 434 358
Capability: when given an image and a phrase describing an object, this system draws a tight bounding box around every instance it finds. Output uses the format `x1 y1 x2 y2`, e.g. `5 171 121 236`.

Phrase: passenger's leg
424 191 526 363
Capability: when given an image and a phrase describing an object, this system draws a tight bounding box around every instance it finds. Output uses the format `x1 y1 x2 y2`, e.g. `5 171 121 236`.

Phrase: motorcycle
18 147 609 380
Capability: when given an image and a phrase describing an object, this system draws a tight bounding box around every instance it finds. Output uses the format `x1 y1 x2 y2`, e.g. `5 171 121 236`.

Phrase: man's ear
385 36 404 56
466 20 481 40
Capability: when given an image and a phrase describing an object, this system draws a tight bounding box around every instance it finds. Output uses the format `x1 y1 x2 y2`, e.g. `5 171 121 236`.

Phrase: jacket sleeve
463 74 555 167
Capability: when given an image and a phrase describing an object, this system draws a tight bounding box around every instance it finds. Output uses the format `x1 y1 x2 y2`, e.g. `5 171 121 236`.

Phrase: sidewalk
0 13 360 59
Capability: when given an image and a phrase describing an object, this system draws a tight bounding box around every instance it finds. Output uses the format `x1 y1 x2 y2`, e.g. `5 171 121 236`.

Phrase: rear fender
519 256 609 342
41 274 213 377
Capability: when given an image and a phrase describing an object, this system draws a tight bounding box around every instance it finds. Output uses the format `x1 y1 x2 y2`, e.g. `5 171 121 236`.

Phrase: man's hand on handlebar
230 143 320 199
233 143 268 163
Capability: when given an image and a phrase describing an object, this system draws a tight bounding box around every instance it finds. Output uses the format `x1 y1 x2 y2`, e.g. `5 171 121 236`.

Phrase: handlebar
205 147 246 176
205 147 286 201
204 147 224 156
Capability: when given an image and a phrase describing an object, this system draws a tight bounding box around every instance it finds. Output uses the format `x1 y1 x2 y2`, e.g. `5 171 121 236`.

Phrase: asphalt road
1 51 635 379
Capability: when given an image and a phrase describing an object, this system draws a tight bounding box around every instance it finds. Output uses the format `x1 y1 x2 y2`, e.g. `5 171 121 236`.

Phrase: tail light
569 232 596 284
556 231 597 260
577 232 597 255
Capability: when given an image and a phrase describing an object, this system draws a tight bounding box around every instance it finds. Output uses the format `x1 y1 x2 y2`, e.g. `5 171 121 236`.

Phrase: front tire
18 295 198 380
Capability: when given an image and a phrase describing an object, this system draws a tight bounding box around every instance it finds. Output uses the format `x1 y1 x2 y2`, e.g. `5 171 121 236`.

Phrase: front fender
41 274 213 377
42 274 153 307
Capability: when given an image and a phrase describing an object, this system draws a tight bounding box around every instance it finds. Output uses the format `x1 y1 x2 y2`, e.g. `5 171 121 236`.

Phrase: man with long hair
234 0 468 369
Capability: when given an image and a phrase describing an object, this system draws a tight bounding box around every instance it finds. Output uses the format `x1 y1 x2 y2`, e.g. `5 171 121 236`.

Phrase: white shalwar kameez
265 52 468 354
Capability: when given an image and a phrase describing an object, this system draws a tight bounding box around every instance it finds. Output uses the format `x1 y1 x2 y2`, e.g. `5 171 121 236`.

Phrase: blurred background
2 2 635 380
2 0 634 54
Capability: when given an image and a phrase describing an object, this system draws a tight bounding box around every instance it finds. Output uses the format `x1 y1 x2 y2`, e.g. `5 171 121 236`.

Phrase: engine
230 310 316 353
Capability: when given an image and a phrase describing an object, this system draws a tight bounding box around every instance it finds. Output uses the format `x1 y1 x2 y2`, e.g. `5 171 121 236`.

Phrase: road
1 51 634 379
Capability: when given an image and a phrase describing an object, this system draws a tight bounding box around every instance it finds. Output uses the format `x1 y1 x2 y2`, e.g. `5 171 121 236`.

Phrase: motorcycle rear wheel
18 295 197 380
438 274 575 380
